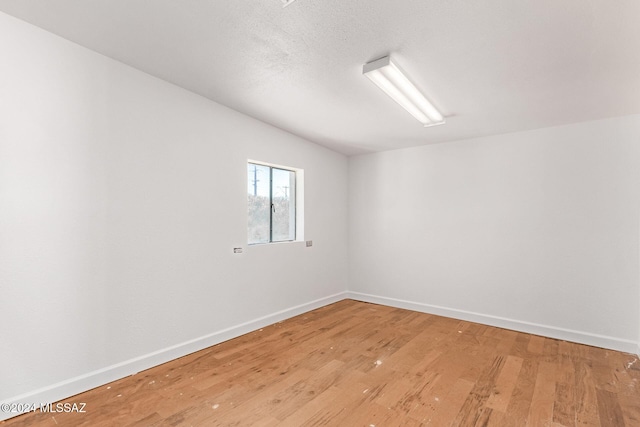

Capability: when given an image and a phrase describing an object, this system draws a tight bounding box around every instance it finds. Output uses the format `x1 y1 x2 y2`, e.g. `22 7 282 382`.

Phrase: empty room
1 1 639 426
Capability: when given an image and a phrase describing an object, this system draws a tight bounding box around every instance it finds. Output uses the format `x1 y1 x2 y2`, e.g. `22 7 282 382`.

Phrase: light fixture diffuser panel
363 56 445 127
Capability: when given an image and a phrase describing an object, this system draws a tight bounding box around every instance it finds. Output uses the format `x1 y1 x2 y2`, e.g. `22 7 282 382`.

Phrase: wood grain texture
3 300 639 426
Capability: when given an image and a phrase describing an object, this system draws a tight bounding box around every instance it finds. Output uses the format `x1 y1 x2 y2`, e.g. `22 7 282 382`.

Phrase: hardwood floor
3 300 639 426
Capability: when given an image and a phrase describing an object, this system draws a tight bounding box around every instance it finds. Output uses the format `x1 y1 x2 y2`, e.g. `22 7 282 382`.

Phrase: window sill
248 240 304 247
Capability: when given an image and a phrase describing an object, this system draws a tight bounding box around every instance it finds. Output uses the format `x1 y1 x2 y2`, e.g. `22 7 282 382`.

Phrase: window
247 162 296 244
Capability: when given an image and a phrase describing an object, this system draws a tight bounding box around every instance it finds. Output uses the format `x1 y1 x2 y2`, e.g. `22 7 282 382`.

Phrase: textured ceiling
1 0 639 155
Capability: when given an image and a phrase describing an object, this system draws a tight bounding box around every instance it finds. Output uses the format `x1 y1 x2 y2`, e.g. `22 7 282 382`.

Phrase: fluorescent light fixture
363 56 445 127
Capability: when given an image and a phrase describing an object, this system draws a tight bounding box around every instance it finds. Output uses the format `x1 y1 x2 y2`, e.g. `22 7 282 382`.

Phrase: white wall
0 11 348 412
349 115 640 353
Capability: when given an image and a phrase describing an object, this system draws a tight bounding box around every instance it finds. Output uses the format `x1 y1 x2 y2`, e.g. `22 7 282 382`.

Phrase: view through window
247 162 296 244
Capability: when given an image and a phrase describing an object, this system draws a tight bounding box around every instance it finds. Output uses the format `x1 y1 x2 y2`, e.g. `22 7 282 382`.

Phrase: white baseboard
0 291 347 422
346 291 639 355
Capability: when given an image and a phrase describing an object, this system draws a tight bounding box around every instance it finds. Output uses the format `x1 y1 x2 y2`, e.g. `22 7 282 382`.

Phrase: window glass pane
247 163 271 244
271 168 295 242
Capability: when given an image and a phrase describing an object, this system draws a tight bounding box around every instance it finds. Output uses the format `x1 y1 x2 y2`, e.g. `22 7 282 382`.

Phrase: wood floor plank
277 385 344 426
553 353 576 426
485 355 524 413
454 355 506 425
596 388 626 427
618 393 640 427
575 359 603 426
423 378 475 426
526 361 557 426
527 335 546 355
2 299 637 427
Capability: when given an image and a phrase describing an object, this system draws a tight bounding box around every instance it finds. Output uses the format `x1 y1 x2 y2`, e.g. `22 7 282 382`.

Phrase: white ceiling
1 0 639 155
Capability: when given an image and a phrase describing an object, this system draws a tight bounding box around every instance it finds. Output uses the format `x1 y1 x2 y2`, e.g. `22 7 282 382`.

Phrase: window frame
247 161 299 245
